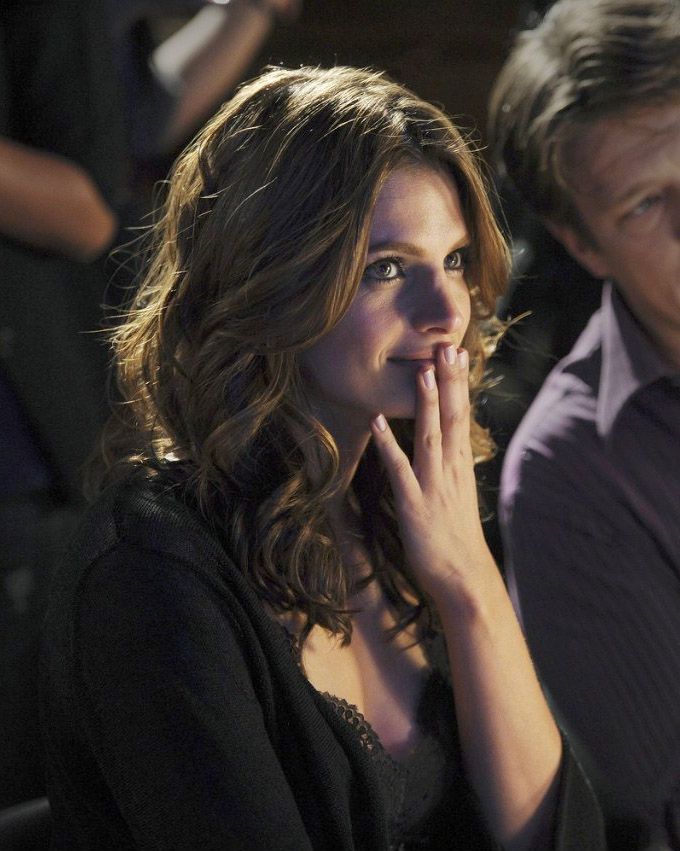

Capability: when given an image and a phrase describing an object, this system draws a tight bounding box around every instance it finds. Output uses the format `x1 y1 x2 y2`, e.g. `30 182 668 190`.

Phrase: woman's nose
411 272 466 334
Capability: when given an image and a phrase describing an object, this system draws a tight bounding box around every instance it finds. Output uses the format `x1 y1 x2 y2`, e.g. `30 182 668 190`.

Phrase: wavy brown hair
97 66 509 642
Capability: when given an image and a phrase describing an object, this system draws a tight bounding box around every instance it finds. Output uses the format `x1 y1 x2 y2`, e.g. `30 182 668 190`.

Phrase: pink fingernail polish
457 349 468 368
423 368 435 389
444 345 456 364
374 414 387 432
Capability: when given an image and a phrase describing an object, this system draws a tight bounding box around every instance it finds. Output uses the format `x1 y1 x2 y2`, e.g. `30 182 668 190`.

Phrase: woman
40 66 604 850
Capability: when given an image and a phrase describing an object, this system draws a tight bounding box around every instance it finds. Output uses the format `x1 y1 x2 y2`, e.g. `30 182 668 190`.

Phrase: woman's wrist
426 554 507 629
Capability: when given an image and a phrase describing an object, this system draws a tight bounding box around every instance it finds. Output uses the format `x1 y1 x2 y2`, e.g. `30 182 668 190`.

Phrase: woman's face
299 163 472 437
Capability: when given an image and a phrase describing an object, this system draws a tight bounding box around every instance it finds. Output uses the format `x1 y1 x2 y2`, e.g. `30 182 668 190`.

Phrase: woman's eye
363 257 404 282
444 248 467 272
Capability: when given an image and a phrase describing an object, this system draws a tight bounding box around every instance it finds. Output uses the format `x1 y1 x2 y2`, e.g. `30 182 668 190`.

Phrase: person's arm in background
151 0 301 155
0 136 117 263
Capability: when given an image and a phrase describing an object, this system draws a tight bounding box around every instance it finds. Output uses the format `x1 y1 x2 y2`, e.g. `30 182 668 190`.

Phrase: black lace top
321 675 458 850
283 628 496 851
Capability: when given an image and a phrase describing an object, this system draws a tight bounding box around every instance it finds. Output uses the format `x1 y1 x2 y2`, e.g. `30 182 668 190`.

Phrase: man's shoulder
505 318 604 477
497 312 617 538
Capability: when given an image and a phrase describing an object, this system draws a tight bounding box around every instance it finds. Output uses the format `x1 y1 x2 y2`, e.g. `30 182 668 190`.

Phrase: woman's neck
326 411 372 494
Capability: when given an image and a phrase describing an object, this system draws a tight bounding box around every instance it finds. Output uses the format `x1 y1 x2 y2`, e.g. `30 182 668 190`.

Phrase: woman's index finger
370 415 421 505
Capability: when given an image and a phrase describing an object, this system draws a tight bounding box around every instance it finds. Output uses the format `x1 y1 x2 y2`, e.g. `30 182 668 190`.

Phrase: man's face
553 101 680 367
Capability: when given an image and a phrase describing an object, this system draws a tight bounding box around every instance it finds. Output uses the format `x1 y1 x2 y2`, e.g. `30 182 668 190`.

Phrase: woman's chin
381 397 417 422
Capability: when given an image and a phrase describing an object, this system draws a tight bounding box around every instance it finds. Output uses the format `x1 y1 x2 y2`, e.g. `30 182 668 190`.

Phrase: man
488 1 680 848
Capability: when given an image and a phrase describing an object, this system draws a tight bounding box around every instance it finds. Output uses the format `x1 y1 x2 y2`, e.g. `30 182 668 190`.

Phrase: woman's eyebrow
367 238 470 255
367 239 423 255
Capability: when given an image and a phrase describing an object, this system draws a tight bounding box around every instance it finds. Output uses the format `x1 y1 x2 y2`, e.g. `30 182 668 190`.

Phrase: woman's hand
371 343 495 602
372 342 566 850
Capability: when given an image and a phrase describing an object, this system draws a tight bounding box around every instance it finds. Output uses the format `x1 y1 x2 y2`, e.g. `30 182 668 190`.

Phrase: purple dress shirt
500 283 680 849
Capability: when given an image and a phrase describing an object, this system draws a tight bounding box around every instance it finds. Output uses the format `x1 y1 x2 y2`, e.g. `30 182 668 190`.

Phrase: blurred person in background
108 0 301 195
0 0 299 810
0 0 127 808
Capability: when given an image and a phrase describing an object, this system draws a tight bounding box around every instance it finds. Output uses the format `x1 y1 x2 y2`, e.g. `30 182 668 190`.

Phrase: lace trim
319 692 388 757
279 623 457 850
280 623 445 760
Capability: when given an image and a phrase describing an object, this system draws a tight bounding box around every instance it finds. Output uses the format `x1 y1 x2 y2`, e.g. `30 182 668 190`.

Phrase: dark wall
246 0 521 145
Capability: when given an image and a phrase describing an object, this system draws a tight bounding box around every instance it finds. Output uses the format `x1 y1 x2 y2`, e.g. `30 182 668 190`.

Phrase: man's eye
363 257 404 281
445 248 468 271
628 194 662 218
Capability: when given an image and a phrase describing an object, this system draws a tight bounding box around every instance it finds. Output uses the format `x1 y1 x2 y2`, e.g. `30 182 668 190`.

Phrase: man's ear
545 220 611 280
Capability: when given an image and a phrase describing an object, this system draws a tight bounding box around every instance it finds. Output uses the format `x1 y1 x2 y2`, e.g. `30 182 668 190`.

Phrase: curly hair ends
96 65 509 643
488 0 680 232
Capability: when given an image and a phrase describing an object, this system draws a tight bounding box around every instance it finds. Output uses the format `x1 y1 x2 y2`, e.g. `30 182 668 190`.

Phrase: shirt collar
597 282 675 438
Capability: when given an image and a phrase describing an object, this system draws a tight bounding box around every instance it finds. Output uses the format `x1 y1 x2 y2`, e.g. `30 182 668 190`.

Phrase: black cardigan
39 472 606 850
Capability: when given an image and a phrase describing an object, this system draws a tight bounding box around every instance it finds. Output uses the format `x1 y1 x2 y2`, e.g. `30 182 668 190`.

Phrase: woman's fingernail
423 368 435 389
444 344 456 364
457 349 469 368
374 413 387 432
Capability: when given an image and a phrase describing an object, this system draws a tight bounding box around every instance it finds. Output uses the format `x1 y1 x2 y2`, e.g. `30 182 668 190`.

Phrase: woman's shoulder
44 466 244 639
73 465 223 571
40 471 272 763
44 467 263 671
